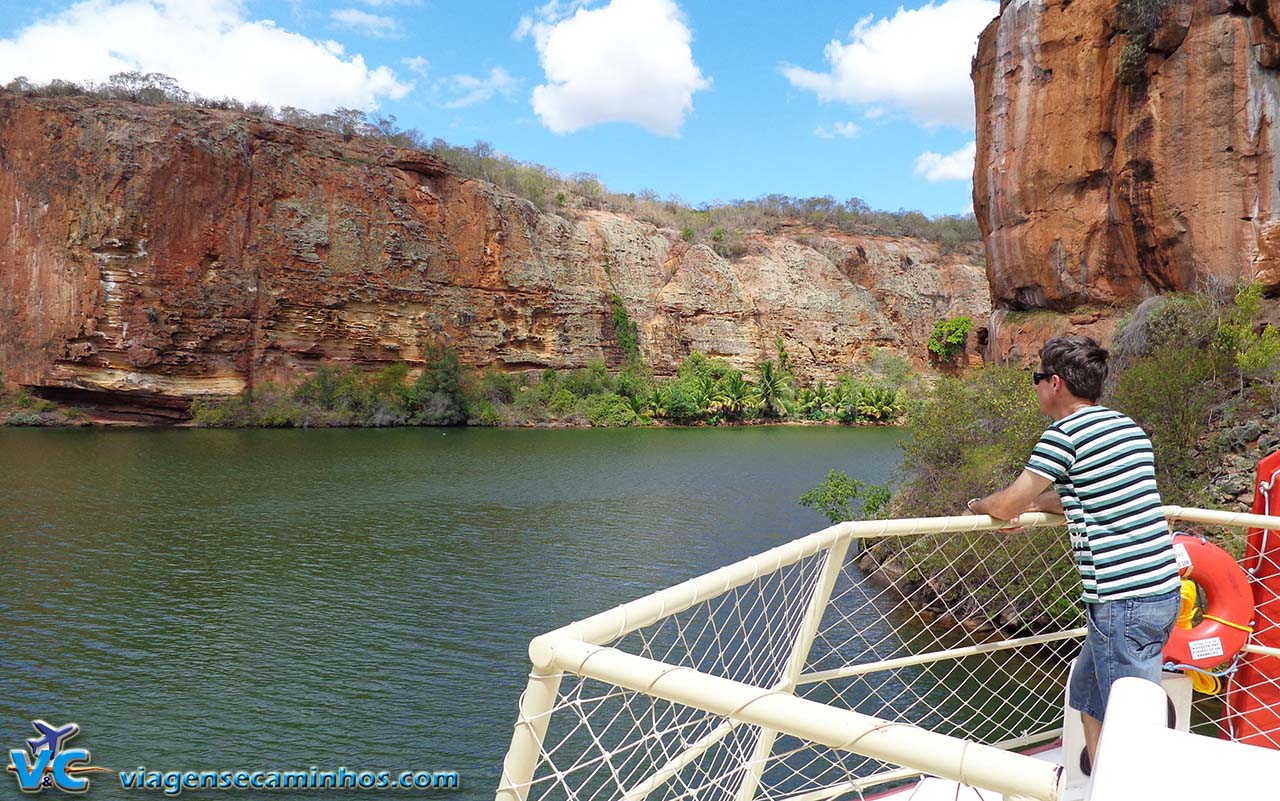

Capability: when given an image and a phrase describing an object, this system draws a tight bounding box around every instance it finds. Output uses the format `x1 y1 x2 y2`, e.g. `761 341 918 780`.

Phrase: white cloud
446 67 517 108
0 0 411 112
402 56 429 77
814 121 860 139
519 0 710 136
913 141 976 182
331 8 400 38
514 1 597 41
781 0 997 129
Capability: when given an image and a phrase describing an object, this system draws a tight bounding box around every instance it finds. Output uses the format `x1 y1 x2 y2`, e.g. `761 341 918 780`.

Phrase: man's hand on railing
964 497 1025 533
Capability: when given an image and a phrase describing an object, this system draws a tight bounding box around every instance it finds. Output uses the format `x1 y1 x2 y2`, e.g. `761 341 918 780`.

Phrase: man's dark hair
1039 335 1108 402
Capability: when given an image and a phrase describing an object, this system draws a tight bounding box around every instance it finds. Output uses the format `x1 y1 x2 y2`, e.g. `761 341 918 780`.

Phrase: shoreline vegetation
187 336 919 430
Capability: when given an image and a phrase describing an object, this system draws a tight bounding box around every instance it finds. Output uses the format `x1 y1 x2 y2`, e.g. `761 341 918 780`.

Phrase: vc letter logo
6 721 109 794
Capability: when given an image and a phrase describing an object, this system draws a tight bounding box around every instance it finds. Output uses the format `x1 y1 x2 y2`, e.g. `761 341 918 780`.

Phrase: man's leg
1068 609 1106 775
1084 590 1179 768
1081 712 1102 767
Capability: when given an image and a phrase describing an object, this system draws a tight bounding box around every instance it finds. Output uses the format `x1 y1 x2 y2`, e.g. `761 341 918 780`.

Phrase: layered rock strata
0 94 987 416
974 0 1280 309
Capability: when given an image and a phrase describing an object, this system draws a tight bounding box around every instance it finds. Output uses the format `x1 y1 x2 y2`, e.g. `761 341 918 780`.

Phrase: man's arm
1028 488 1064 515
969 469 1055 520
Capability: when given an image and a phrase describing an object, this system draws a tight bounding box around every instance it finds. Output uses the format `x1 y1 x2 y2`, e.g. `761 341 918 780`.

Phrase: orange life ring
1163 533 1253 670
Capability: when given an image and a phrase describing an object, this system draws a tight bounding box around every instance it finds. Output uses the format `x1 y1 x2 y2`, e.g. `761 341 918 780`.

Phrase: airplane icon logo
26 723 79 758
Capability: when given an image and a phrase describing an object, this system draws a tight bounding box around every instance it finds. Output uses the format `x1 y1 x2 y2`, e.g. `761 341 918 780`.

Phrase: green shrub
5 411 46 426
710 371 753 421
190 395 254 427
895 367 1044 516
660 383 704 424
562 360 612 398
479 367 519 405
254 384 305 427
613 367 650 400
799 470 890 524
470 399 502 426
610 295 642 367
584 393 640 427
548 388 578 415
292 365 344 410
1109 345 1231 505
1116 294 1221 360
676 351 736 382
875 367 1082 632
410 344 467 424
796 383 830 421
852 385 903 423
1118 39 1148 85
927 316 973 363
866 348 920 391
1220 282 1280 389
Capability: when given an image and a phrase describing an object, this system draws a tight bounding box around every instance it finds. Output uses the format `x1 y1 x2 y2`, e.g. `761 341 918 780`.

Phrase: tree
410 342 467 425
711 372 752 421
752 360 793 419
799 470 892 525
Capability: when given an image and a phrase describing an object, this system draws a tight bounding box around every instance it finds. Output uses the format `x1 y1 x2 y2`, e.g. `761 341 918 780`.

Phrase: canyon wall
974 0 1280 309
0 94 987 415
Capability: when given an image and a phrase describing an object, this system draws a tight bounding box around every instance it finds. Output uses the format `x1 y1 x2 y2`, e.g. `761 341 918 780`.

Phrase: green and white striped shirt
1025 406 1179 603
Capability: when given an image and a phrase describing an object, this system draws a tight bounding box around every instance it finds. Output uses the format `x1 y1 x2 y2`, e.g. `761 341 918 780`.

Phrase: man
966 335 1181 769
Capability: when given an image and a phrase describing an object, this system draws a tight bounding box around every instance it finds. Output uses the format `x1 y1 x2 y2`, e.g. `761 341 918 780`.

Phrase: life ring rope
1164 654 1243 695
1202 613 1253 634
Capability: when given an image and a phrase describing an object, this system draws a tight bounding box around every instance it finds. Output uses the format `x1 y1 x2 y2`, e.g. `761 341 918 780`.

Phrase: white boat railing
496 507 1280 801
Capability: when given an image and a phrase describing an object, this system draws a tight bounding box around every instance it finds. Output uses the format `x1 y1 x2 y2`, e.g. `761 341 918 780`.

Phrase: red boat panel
1224 450 1280 748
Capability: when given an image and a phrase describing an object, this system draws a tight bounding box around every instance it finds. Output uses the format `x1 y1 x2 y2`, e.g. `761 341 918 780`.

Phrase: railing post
495 666 564 801
735 534 854 801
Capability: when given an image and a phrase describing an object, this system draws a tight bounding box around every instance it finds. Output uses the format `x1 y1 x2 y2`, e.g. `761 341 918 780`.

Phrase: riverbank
3 345 925 430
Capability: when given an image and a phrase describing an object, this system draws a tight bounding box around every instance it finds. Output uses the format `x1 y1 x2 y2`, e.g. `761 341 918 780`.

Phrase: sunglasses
1032 371 1054 385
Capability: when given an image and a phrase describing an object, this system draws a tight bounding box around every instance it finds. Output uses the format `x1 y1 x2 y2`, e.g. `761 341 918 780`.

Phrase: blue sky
0 0 998 216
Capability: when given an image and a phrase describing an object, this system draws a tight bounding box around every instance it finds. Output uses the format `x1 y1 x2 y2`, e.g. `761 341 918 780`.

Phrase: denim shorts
1068 588 1181 721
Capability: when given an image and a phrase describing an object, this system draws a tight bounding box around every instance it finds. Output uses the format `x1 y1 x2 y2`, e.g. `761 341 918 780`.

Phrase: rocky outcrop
0 94 988 416
974 0 1280 310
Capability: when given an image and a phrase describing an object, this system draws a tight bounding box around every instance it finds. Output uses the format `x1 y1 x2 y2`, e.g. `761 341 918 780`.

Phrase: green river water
0 426 908 799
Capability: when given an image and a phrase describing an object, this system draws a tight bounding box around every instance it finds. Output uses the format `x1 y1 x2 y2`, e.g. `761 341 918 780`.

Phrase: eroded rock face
974 0 1280 310
0 94 988 415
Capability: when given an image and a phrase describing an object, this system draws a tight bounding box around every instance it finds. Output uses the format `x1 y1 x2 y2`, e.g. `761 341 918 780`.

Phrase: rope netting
515 524 1083 801
1200 522 1280 747
506 510 1280 801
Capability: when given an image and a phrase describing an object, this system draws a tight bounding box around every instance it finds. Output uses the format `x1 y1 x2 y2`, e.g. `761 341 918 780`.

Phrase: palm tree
752 359 793 419
796 380 829 421
825 380 846 419
712 371 752 421
854 386 903 422
689 375 716 420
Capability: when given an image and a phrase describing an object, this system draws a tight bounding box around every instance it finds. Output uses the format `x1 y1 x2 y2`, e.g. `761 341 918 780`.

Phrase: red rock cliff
974 0 1280 309
0 94 987 415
